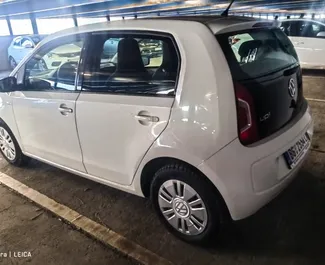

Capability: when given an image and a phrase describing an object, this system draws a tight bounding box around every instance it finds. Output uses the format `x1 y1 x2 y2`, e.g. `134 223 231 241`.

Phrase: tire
9 56 17 70
0 121 29 167
150 163 225 244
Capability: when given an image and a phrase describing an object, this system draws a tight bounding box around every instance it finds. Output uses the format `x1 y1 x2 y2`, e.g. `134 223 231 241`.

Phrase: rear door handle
58 104 73 115
293 41 304 45
135 114 159 123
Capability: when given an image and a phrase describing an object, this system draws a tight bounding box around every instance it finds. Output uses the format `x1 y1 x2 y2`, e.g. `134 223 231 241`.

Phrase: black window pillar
6 16 13 36
106 14 110 21
30 13 38 35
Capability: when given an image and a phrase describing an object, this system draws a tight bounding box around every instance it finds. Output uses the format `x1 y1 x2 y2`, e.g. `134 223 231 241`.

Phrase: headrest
117 38 144 72
238 40 263 58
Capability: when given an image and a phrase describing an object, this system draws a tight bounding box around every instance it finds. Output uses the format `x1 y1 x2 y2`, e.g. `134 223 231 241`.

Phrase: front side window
83 32 179 96
23 35 84 91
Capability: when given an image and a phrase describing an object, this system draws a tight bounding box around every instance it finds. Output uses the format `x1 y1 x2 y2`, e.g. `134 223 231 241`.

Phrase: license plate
284 133 310 169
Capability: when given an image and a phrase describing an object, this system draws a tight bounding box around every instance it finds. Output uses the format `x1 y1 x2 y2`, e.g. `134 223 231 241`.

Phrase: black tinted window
217 28 298 80
83 32 179 97
297 21 325 37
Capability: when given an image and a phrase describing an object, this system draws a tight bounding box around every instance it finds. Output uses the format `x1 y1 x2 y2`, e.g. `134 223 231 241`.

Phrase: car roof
34 15 276 50
45 15 270 38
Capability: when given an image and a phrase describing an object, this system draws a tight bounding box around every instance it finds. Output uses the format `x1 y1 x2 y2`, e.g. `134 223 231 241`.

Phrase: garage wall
0 36 13 71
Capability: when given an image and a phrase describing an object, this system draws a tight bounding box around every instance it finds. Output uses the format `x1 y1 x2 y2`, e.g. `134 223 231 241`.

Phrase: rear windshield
217 28 298 80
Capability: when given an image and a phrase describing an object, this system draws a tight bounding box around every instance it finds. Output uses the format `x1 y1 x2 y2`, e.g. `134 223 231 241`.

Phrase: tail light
235 82 259 145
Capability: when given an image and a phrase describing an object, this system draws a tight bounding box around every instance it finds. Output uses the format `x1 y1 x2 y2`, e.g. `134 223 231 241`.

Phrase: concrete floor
0 73 324 265
0 185 134 265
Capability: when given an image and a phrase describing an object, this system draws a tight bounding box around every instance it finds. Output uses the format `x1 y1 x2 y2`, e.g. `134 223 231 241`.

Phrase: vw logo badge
288 78 296 98
175 201 188 216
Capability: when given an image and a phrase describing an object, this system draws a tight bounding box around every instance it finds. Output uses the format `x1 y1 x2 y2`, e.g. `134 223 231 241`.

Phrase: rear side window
217 28 298 80
83 32 180 97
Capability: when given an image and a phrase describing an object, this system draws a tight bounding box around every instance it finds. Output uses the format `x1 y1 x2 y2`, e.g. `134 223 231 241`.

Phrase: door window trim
79 30 181 98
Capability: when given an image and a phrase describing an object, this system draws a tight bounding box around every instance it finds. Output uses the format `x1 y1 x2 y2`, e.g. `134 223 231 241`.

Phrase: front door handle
58 104 73 115
135 114 159 123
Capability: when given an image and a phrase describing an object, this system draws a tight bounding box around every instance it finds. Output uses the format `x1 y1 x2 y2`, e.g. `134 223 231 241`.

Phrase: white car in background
279 19 325 69
8 35 42 69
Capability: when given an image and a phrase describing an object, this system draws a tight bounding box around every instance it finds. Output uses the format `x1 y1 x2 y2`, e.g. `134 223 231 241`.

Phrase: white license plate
284 133 310 169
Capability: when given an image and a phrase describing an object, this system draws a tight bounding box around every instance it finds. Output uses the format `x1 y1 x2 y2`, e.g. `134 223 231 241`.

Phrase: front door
11 35 86 172
76 31 180 185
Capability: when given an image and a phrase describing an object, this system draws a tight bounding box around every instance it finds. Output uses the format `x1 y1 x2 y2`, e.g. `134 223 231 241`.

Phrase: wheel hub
173 198 190 218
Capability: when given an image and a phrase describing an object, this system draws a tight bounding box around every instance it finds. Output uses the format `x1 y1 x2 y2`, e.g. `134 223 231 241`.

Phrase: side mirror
142 56 150 66
0 76 17 92
317 31 325 38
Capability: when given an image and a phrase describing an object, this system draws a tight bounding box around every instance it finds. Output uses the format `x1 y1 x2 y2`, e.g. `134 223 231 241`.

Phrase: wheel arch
140 156 230 221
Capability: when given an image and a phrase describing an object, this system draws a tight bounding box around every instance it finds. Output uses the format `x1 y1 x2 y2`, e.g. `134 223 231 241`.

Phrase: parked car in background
0 17 313 244
8 35 42 69
279 19 325 69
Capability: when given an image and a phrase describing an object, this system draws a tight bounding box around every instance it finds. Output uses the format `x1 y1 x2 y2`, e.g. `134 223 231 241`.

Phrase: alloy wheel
0 127 16 161
158 179 208 236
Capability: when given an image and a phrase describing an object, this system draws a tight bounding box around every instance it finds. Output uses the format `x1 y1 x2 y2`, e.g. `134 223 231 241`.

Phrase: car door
10 34 86 172
283 20 325 68
76 31 180 185
295 21 325 68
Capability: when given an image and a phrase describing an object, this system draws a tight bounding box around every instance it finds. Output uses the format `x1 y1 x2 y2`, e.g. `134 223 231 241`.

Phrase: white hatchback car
8 35 42 69
279 19 325 69
0 16 313 244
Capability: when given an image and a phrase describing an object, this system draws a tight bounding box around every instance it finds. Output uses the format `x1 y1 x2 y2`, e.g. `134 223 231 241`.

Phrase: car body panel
10 90 85 172
198 105 313 220
76 93 174 186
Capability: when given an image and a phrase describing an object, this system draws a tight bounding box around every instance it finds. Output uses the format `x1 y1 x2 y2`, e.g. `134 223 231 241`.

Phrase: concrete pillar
72 14 78 27
29 13 39 35
6 16 13 36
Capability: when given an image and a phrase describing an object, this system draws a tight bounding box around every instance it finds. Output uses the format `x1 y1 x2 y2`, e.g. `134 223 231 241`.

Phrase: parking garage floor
0 72 324 265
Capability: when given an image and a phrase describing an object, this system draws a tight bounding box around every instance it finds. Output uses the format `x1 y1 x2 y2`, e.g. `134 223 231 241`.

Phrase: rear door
76 31 179 185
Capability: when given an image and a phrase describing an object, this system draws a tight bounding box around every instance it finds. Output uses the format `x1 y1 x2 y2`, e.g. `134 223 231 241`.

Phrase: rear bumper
198 105 314 221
